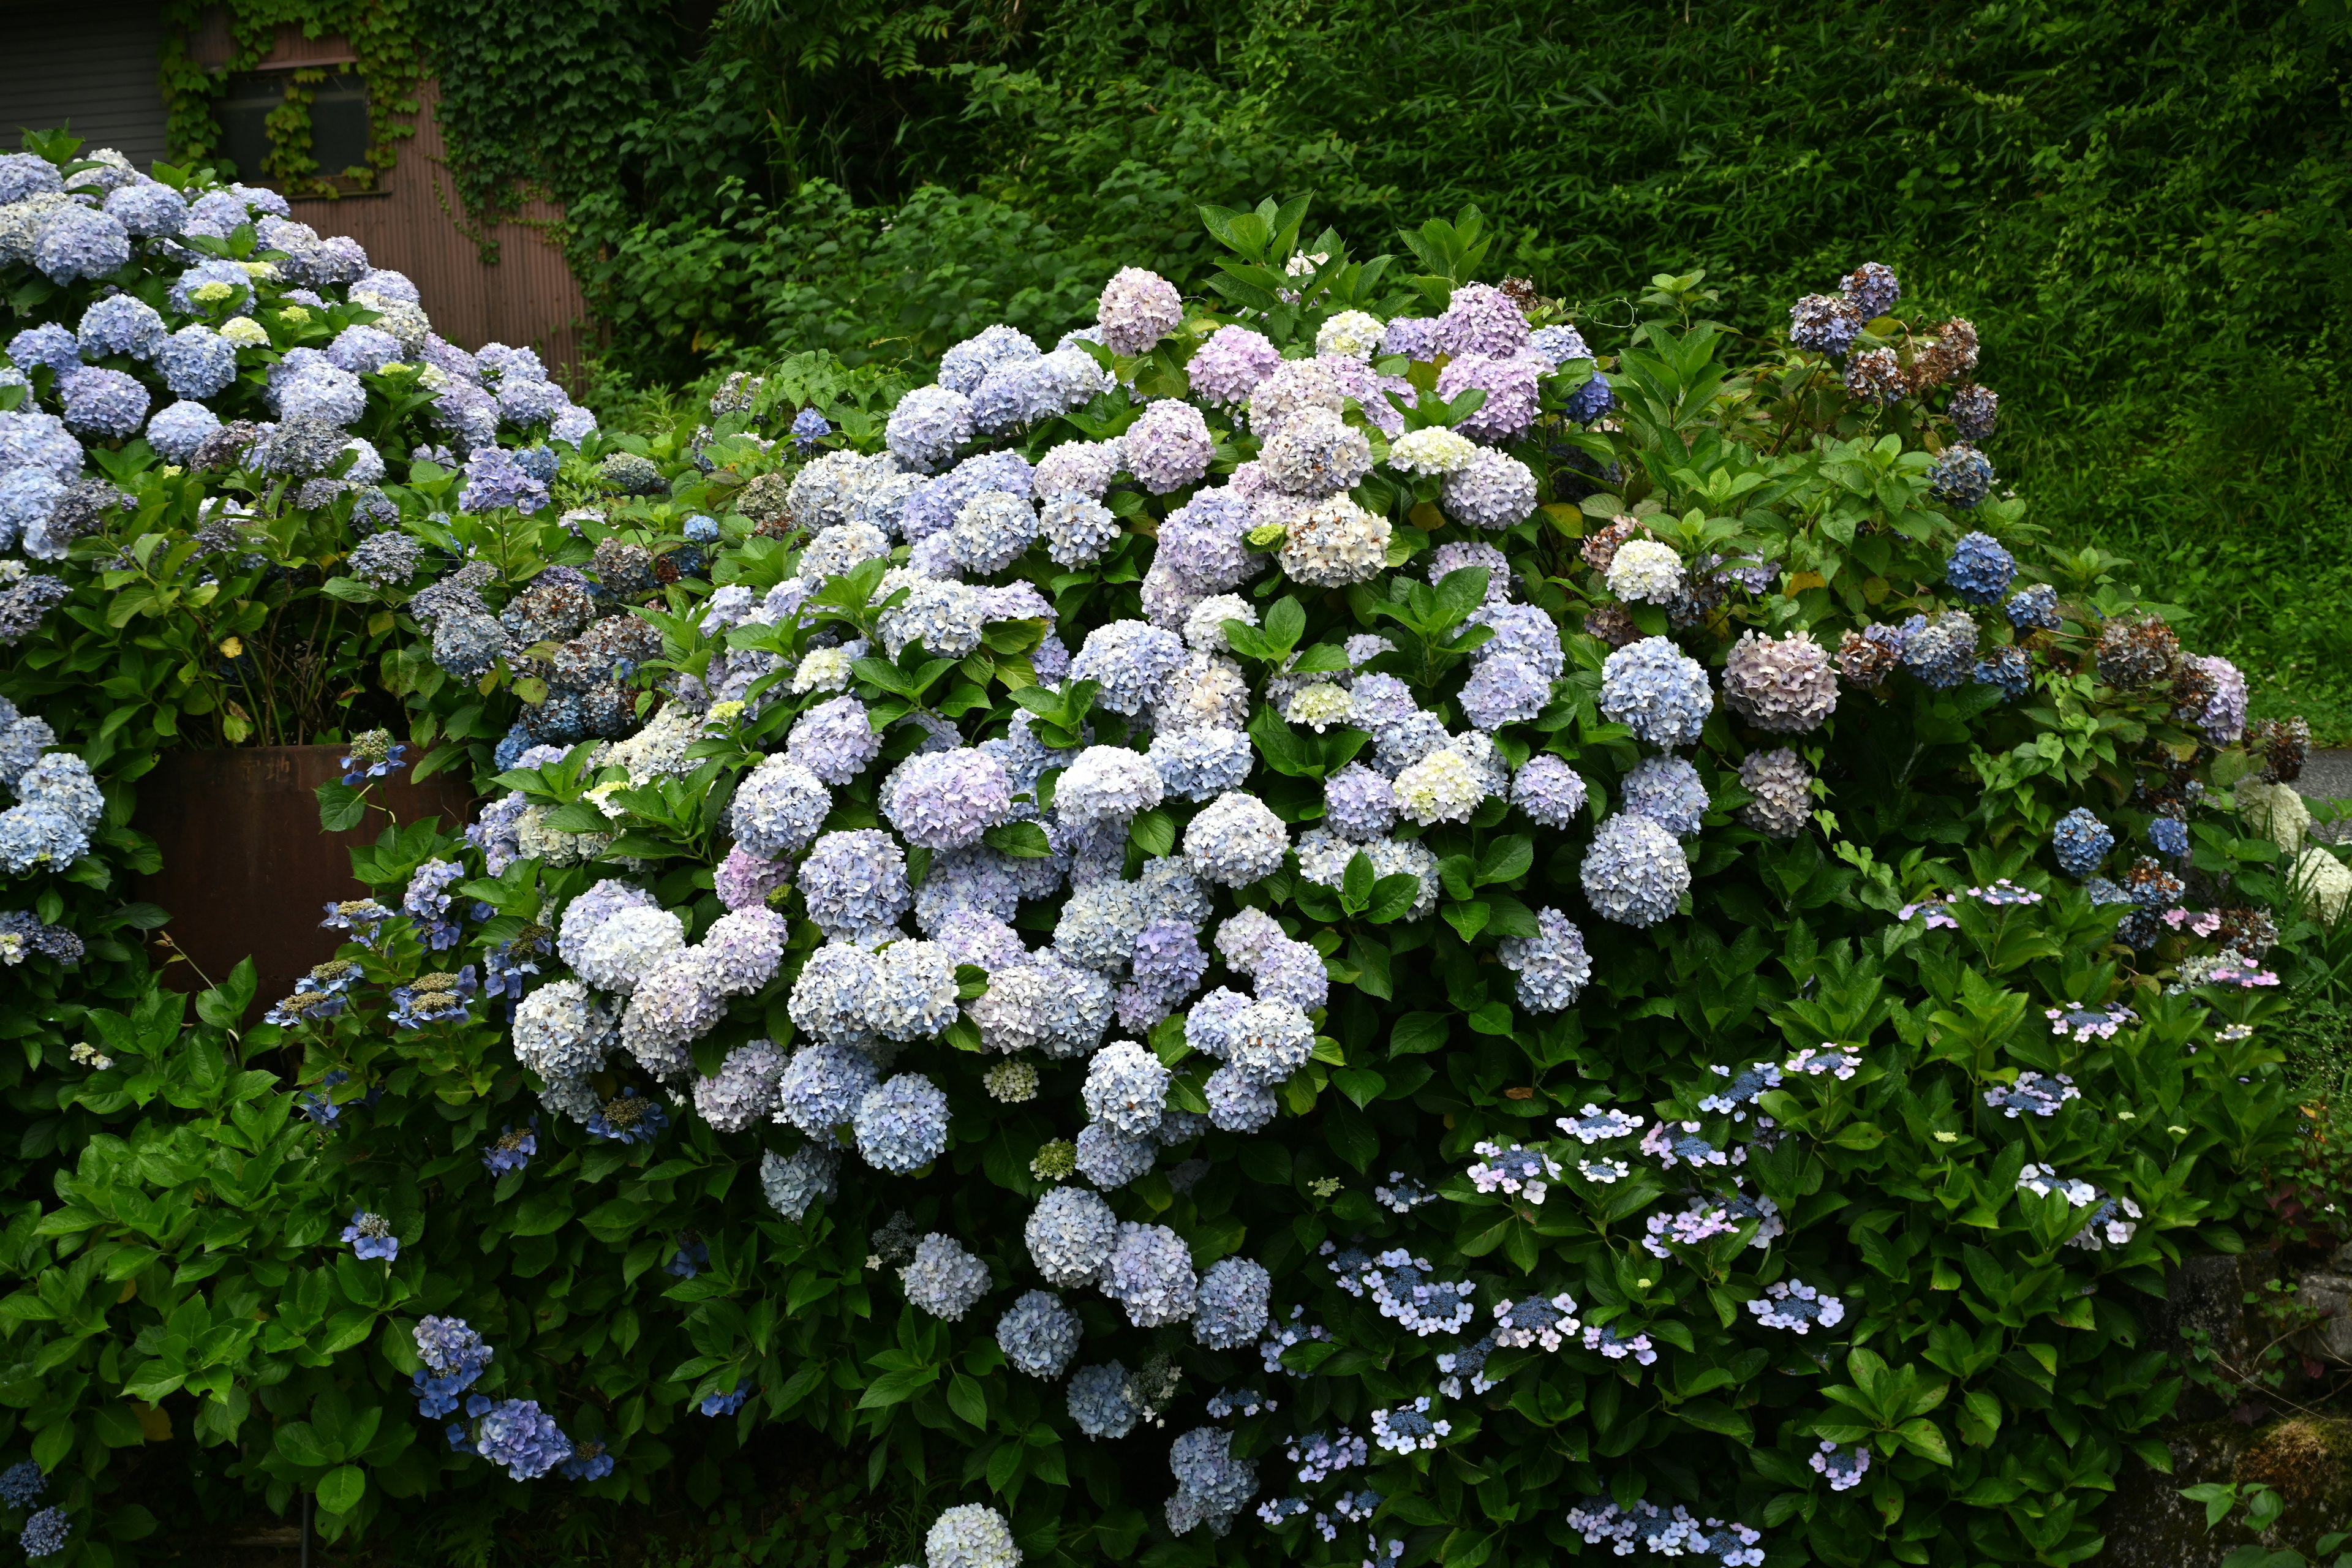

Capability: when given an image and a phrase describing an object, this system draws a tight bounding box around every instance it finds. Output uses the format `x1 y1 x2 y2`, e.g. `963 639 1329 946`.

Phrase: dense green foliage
385 0 2352 734
6 167 2349 1568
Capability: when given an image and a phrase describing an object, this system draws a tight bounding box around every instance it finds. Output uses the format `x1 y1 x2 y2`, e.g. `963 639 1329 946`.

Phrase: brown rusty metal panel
134 746 473 1016
287 78 590 381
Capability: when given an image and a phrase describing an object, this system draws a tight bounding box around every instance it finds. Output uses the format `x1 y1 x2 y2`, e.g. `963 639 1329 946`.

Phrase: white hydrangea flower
1385 426 1478 476
1606 539 1686 605
1315 310 1385 361
1393 747 1483 826
1280 496 1391 587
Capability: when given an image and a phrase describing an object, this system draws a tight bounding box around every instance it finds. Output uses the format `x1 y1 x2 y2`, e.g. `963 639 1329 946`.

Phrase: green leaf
984 821 1052 858
315 782 366 833
1475 835 1533 886
317 1464 366 1516
1363 873 1424 924
1129 809 1176 858
1896 1417 1954 1466
948 1372 989 1430
1392 1012 1450 1055
274 1420 339 1469
1442 901 1491 943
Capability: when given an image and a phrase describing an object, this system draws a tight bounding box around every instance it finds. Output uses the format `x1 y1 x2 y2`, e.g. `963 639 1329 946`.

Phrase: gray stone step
2303 749 2352 843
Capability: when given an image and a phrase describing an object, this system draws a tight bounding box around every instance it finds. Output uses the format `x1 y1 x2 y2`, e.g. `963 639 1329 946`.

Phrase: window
210 67 371 191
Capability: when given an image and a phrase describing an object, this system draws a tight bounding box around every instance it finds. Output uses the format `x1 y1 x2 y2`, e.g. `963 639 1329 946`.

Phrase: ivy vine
158 0 423 199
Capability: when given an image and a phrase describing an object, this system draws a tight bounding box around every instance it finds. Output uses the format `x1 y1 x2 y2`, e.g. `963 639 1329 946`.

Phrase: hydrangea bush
1 195 2345 1568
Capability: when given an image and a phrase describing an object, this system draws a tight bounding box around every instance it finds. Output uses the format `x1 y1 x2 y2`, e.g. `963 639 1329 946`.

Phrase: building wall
1 6 592 380
0 0 173 170
284 80 590 379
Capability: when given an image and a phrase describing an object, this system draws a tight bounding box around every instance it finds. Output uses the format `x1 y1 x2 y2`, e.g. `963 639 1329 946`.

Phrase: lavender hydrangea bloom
997 1289 1084 1378
800 829 911 938
1582 813 1690 927
1498 908 1593 1012
776 1039 880 1133
940 323 1041 394
856 1072 951 1172
1104 1221 1198 1326
1461 655 1553 729
1122 399 1214 494
701 907 790 994
1194 1256 1272 1349
884 747 1014 850
1436 282 1532 358
1188 324 1282 407
1322 762 1400 841
1071 620 1186 714
731 755 831 858
886 384 974 472
1098 266 1183 355
868 939 959 1041
1149 728 1253 802
786 695 883 785
1434 352 1544 442
1512 756 1588 827
1159 491 1254 589
1621 755 1708 837
1599 637 1713 749
693 1038 789 1131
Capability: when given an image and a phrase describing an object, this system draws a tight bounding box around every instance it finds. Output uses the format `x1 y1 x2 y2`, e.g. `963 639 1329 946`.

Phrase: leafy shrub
1 189 2346 1568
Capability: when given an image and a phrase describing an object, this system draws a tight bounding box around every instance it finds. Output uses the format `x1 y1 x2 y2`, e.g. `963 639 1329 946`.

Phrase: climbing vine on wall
157 0 423 198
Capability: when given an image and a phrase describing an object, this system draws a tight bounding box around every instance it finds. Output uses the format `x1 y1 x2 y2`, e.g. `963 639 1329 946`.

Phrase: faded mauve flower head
1738 748 1814 838
1098 266 1183 356
884 747 1014 850
1121 399 1215 494
1721 631 1839 733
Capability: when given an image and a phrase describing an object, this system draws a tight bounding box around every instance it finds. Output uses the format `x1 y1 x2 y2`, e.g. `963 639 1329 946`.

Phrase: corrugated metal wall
0 0 173 170
286 80 592 380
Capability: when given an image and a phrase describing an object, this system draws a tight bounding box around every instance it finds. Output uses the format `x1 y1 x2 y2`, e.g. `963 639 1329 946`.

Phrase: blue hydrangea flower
1975 646 2032 700
1928 443 1995 508
997 1289 1084 1378
1621 755 1707 837
2052 809 2114 879
1582 813 1689 927
2006 582 2061 631
1497 907 1593 1012
20 1504 70 1558
800 829 911 939
1944 531 2016 605
0 1461 47 1508
77 293 167 360
481 1121 538 1175
1599 637 1713 749
57 366 149 437
2150 816 2190 859
791 406 832 453
1898 611 1979 690
342 1209 399 1259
